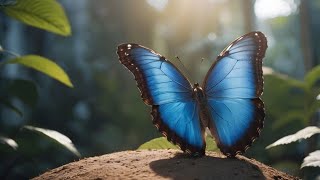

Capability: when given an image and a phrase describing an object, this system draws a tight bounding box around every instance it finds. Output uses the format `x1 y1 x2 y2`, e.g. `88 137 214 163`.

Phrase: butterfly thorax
193 83 205 103
193 83 210 128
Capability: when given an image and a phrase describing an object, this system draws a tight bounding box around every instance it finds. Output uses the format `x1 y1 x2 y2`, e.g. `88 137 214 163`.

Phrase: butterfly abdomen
193 83 211 128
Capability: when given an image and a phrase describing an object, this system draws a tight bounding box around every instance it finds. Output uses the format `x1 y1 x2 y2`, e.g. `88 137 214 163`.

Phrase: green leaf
309 95 320 118
272 111 306 130
1 55 73 87
138 136 219 152
138 137 178 150
0 97 23 117
301 150 320 168
205 136 218 152
264 74 306 119
0 136 18 150
266 126 320 149
305 65 320 92
8 79 38 107
23 125 80 157
2 0 71 36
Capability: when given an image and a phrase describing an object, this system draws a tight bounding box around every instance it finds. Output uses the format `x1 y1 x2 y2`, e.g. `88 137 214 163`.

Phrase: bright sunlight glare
254 0 298 19
146 0 168 12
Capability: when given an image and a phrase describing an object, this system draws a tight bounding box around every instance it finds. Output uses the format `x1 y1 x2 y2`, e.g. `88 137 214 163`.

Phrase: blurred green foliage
247 65 320 177
0 0 77 179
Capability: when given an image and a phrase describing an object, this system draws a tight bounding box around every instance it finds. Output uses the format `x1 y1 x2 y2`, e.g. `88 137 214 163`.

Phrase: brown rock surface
33 149 299 180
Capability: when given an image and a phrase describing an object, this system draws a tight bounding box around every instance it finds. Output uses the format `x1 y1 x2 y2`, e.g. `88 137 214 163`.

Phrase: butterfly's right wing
117 44 205 155
203 32 267 156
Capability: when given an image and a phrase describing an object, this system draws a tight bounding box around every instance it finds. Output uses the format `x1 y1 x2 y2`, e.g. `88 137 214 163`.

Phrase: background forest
0 0 319 179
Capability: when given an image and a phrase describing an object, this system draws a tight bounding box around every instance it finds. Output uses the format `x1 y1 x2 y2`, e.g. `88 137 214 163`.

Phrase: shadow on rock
149 152 265 180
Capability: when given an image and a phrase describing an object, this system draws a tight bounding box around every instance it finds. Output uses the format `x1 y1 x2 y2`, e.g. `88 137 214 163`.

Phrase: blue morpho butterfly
117 31 267 157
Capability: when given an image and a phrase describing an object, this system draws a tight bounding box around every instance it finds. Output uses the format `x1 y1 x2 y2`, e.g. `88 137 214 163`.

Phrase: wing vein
206 61 238 92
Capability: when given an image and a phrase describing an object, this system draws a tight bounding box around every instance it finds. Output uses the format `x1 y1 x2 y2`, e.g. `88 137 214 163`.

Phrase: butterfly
117 31 267 157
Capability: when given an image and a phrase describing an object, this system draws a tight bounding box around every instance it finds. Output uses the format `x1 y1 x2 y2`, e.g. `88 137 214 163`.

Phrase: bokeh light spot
146 0 168 11
254 0 298 19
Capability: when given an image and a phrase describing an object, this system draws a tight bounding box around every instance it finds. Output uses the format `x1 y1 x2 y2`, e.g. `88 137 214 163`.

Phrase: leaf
8 79 38 107
1 55 73 87
264 74 306 119
138 137 178 150
301 150 320 168
272 111 306 130
266 126 320 149
23 125 80 157
138 136 219 152
0 97 23 117
0 0 16 6
2 0 71 36
305 65 320 92
205 136 218 151
309 95 320 118
0 136 18 150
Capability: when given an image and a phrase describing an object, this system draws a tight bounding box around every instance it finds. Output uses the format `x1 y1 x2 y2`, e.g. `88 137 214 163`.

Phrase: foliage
23 126 80 157
264 66 320 171
1 55 73 87
0 0 77 178
266 126 320 149
301 150 320 168
138 136 219 152
263 65 320 133
0 136 18 150
138 137 178 150
1 0 71 36
266 126 320 169
6 79 38 107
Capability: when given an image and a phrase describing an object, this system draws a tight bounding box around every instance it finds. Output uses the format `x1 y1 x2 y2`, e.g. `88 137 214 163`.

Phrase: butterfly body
117 32 267 157
192 83 211 128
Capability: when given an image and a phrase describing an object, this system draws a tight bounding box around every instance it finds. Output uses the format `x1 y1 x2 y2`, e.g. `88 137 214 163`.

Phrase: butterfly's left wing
117 44 205 155
203 32 267 156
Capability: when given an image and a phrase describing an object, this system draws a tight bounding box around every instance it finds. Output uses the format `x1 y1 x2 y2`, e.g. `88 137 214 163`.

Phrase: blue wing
203 32 267 156
117 44 205 155
152 102 205 155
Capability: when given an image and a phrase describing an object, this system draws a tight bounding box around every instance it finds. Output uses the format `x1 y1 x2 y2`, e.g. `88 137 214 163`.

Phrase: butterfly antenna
201 57 210 64
175 56 194 83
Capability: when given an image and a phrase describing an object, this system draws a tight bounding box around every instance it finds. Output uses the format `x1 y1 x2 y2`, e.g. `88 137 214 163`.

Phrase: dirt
33 149 299 180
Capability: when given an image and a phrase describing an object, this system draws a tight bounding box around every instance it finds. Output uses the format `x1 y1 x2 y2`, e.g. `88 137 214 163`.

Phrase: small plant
266 126 320 168
138 136 219 152
264 66 320 178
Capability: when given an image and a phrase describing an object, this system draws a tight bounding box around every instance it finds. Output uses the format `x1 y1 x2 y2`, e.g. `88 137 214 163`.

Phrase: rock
33 150 299 180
